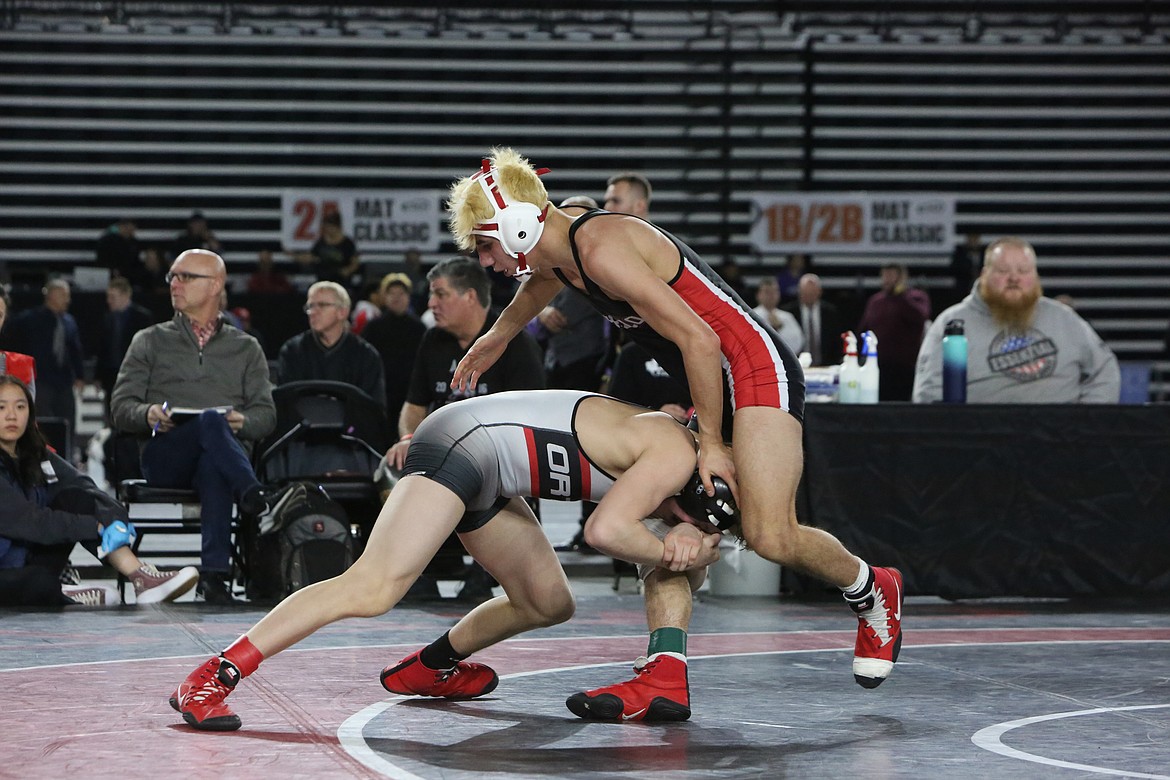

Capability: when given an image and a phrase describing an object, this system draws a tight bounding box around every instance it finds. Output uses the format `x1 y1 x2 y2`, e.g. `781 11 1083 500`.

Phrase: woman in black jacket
0 375 198 606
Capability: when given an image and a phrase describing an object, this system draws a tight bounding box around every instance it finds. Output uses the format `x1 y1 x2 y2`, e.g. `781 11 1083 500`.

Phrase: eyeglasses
165 271 216 284
303 302 341 313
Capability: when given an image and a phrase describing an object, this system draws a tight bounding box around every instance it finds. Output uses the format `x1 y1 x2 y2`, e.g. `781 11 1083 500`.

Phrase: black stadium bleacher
1 1 1168 391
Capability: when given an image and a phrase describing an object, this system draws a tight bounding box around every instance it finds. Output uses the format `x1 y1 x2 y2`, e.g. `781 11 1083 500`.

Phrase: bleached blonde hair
447 147 549 252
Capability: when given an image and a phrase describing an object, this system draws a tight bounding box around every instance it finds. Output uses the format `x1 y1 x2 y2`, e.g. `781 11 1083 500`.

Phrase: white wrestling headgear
470 158 549 278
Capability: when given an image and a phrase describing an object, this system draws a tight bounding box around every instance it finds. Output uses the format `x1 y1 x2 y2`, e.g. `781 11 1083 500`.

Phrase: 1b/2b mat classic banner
748 192 955 255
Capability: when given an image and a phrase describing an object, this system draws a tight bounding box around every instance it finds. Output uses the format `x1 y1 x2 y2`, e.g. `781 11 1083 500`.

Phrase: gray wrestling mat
1 589 1166 779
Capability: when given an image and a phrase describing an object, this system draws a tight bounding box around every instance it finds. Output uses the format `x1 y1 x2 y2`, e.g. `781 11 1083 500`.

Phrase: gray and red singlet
402 390 620 529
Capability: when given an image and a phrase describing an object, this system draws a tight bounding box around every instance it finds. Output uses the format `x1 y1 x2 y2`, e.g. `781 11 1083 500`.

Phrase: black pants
0 543 74 607
0 488 107 607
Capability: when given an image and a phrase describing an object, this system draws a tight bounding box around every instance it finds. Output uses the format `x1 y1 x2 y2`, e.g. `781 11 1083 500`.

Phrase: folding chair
254 380 393 504
110 431 247 601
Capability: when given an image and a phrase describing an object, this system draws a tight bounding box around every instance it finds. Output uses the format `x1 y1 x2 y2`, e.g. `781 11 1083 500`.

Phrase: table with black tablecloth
793 404 1170 599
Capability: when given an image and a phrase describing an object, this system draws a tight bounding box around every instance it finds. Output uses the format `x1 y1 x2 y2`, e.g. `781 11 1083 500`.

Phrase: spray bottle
839 331 861 404
859 330 880 403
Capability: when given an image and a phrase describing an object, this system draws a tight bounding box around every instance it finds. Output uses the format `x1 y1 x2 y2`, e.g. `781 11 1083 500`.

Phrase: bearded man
912 237 1119 403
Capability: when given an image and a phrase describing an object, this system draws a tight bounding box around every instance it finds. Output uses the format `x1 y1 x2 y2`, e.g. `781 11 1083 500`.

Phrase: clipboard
169 406 232 424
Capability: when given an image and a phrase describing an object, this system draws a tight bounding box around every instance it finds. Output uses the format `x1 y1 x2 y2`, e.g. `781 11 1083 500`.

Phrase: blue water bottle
941 319 968 403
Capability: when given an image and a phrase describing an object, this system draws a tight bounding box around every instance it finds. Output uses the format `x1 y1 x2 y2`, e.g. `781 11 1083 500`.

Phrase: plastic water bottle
942 319 968 403
859 330 880 403
839 331 861 404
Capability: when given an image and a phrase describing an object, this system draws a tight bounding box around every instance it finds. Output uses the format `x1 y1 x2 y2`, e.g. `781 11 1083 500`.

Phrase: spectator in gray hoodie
913 237 1119 403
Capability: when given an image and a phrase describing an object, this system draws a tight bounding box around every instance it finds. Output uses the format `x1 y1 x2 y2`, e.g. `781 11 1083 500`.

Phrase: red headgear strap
470 158 550 278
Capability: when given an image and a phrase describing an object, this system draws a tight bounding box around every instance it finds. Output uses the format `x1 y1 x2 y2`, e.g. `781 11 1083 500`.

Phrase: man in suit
96 277 155 420
783 273 845 366
10 278 85 427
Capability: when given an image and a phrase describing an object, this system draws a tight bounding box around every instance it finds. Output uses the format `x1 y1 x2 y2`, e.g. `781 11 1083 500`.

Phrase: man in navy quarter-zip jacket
111 249 275 604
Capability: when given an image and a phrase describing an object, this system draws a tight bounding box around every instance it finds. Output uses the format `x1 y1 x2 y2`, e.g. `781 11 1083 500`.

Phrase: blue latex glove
97 520 138 559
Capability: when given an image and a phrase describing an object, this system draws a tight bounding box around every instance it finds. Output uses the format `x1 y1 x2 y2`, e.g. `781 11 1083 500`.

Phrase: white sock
840 561 870 597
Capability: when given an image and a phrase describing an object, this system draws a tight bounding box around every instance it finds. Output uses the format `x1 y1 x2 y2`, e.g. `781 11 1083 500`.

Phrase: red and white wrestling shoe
847 566 903 689
380 649 498 699
170 656 242 731
566 652 691 722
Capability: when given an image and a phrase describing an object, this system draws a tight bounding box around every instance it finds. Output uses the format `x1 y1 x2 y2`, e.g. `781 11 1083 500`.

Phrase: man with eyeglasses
111 249 277 604
275 281 385 408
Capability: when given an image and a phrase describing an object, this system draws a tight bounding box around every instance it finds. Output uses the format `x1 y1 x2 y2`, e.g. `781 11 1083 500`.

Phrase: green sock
647 627 687 657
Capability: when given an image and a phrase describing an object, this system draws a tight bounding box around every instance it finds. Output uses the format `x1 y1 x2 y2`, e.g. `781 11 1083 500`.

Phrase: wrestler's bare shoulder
575 396 695 476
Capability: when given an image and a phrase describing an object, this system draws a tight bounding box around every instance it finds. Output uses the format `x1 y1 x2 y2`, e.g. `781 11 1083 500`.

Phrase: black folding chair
111 430 247 601
254 380 393 504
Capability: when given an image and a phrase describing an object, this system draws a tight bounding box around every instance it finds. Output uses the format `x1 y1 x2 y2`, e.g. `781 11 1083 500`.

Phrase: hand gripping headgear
676 469 739 531
470 159 549 278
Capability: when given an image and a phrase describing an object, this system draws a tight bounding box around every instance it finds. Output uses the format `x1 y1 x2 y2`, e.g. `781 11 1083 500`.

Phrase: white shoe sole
136 566 200 604
63 585 119 607
852 657 894 680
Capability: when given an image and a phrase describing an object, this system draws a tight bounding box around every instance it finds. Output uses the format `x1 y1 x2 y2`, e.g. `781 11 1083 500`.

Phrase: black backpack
248 482 353 599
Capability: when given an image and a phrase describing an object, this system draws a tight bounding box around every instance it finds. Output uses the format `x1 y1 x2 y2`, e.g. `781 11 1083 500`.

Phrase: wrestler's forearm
678 331 726 444
397 403 426 438
586 518 668 568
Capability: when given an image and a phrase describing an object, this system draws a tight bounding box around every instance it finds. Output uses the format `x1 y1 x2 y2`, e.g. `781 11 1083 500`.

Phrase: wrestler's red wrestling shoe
847 566 903 689
380 649 498 699
169 656 242 731
566 652 690 722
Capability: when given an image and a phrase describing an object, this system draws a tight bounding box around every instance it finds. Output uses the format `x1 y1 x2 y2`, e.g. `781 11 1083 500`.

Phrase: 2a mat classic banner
281 189 443 252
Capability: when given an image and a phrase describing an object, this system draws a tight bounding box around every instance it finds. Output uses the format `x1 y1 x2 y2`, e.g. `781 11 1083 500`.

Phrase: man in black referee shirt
385 257 545 601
